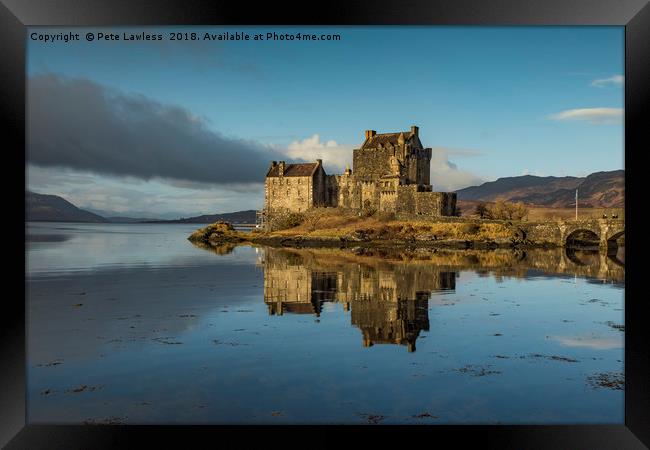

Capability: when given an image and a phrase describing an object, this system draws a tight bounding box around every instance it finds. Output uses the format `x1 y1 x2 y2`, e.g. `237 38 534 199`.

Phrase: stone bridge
519 218 624 251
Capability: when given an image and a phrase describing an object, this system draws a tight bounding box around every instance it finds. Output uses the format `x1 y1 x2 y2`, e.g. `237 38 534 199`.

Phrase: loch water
26 222 624 424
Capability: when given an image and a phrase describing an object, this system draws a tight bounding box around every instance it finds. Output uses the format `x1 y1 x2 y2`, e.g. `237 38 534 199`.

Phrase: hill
146 210 257 224
105 216 159 223
456 170 624 208
26 191 258 224
26 191 108 223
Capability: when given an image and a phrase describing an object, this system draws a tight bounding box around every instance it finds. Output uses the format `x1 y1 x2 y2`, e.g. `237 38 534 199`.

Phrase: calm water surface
26 222 624 424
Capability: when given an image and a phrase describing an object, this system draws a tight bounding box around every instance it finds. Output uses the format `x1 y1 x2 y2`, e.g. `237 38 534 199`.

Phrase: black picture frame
2 0 648 448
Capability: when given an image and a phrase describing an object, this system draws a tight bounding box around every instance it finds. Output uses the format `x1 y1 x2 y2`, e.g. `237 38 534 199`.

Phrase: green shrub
268 211 305 230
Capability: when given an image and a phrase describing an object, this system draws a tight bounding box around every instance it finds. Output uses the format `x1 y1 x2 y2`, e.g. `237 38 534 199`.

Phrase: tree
487 200 528 221
490 200 508 219
474 202 489 219
510 202 529 221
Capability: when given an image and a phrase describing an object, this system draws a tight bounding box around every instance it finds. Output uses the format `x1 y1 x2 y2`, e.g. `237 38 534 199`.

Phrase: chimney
365 130 376 140
410 125 419 136
278 161 285 176
316 159 322 166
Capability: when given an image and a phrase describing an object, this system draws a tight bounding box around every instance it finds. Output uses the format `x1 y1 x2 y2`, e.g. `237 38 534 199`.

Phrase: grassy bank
188 209 525 251
269 208 512 241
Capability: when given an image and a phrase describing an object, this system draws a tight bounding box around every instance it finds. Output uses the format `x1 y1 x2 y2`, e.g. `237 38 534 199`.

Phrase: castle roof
360 130 421 150
266 162 320 177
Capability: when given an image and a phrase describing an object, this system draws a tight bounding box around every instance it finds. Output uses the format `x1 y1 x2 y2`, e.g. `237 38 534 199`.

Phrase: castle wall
266 173 456 217
379 191 397 212
265 176 313 213
333 177 382 211
335 174 362 209
353 145 432 186
406 159 418 186
360 181 380 210
312 165 328 207
389 187 457 217
396 185 417 215
414 192 457 216
353 147 394 181
325 175 340 207
414 148 432 185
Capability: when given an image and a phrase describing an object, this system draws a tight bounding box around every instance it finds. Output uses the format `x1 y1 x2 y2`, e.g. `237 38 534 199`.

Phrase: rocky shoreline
187 221 561 251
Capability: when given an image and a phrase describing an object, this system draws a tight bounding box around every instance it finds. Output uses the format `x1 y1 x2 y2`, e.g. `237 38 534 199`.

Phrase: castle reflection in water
253 245 624 352
259 247 456 352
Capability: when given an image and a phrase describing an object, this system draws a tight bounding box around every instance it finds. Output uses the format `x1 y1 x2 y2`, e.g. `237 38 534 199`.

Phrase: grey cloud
166 179 262 193
27 74 284 184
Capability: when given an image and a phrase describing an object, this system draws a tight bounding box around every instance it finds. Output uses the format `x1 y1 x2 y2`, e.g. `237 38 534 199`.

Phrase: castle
264 126 457 218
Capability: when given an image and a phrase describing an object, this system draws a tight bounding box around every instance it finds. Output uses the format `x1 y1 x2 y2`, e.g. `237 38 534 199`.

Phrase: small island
187 210 623 252
189 126 624 253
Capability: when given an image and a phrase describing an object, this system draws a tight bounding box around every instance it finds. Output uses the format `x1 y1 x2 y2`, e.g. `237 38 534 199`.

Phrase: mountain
145 210 257 224
456 175 583 201
85 207 181 221
455 170 624 208
26 191 258 224
26 191 108 223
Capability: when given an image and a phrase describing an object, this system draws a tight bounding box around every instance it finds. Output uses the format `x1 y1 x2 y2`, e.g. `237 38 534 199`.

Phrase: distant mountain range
142 211 257 224
84 207 179 221
26 170 624 223
455 170 624 208
26 191 257 224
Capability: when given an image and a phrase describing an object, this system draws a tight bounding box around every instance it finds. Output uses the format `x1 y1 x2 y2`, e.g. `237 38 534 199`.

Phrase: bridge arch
565 228 600 249
607 229 625 242
560 219 624 253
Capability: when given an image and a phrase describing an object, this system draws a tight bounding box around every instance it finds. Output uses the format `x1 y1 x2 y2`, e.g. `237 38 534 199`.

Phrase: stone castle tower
353 126 430 185
264 126 456 217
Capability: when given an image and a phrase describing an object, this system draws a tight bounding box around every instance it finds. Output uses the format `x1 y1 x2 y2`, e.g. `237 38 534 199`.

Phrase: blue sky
27 26 624 217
